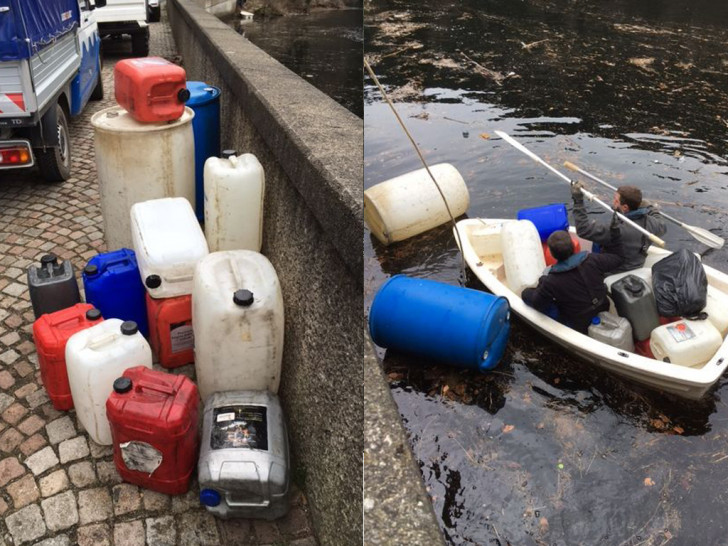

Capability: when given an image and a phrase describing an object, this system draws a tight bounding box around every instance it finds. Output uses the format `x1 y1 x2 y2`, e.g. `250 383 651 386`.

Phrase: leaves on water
644 477 655 487
479 132 490 140
503 424 515 433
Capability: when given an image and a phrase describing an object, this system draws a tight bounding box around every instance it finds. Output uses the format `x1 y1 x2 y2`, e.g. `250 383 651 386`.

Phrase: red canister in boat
146 293 194 368
542 234 582 266
634 338 655 359
106 366 199 495
114 57 190 123
32 304 103 410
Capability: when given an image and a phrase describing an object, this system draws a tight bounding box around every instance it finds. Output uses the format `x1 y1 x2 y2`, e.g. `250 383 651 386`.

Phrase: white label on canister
170 322 194 354
667 323 696 343
120 441 163 475
216 412 236 423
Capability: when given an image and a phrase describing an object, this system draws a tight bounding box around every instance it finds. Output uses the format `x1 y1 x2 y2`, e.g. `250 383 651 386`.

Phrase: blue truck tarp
0 0 79 61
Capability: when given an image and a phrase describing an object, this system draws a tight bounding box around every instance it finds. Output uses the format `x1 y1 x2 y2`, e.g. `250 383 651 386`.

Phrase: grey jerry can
28 254 81 319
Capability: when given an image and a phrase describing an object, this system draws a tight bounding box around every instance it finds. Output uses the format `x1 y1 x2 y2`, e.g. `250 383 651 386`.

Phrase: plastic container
650 319 722 367
146 293 194 369
186 81 221 221
106 366 199 495
204 151 265 252
587 312 635 352
114 57 189 123
83 249 149 338
92 106 195 250
193 251 284 400
501 220 546 296
605 268 652 293
517 203 569 242
368 275 510 371
131 197 209 299
66 319 153 445
703 286 728 337
543 233 581 266
33 304 104 411
198 391 289 520
611 274 660 341
28 254 81 319
364 163 470 245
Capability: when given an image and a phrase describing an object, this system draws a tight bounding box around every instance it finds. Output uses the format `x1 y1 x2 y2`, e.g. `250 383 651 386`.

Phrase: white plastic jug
131 197 209 298
204 151 264 252
650 319 722 368
702 286 728 337
588 311 635 352
92 106 195 250
364 163 470 245
66 319 152 445
192 251 284 401
501 220 546 296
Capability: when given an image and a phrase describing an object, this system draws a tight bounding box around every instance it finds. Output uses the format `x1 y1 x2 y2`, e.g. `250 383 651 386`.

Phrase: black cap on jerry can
233 289 254 307
145 274 162 289
121 321 138 336
84 264 98 276
113 377 132 394
222 150 237 159
86 308 102 321
177 88 191 103
40 254 58 266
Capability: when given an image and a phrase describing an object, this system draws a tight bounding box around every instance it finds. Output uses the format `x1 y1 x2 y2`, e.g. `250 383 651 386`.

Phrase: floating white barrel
131 197 209 298
204 151 264 252
66 319 152 445
501 220 546 296
364 163 470 245
91 106 196 250
193 250 284 402
650 319 722 368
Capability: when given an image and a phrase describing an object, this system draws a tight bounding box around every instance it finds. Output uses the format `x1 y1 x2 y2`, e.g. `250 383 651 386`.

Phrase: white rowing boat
455 218 728 400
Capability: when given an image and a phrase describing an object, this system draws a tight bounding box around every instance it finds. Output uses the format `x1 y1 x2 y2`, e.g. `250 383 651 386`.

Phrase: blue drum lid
186 81 221 107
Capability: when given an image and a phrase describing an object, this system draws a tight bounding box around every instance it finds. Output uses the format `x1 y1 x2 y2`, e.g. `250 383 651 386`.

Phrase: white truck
95 0 152 57
0 0 106 181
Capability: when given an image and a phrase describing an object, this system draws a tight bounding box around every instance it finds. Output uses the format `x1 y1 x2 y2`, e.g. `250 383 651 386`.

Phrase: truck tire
131 28 150 57
36 104 72 183
149 7 161 22
90 69 104 101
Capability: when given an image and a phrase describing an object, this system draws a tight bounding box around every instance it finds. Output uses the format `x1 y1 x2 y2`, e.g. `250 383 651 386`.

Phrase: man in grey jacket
571 182 666 274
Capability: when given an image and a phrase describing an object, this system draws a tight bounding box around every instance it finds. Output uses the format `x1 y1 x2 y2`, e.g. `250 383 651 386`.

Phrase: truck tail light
0 140 34 168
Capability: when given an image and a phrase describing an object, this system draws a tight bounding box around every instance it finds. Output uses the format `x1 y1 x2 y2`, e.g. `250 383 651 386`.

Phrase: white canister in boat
702 285 728 337
650 319 722 368
501 220 546 296
588 311 635 352
364 163 470 245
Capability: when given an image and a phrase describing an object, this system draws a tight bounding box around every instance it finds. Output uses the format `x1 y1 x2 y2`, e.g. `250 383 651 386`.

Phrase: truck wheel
37 105 72 183
90 69 104 101
131 29 150 57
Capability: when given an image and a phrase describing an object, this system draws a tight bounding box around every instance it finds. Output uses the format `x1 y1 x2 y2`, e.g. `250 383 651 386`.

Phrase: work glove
570 180 584 203
610 211 621 234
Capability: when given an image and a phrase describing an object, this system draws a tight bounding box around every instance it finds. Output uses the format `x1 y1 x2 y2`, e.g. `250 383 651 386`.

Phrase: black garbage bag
651 248 708 317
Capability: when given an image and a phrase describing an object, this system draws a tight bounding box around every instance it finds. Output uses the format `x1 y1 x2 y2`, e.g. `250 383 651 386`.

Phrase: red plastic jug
106 366 199 495
146 293 194 368
542 234 582 266
114 57 190 123
32 304 103 410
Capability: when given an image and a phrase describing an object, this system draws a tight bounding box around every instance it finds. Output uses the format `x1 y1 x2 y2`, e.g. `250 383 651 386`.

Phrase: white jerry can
204 151 265 253
650 319 722 368
501 220 546 296
192 250 284 401
130 197 209 298
66 319 153 445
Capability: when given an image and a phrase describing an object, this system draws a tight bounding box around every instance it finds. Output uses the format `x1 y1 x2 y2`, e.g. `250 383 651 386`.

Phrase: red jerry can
114 57 190 123
542 234 582 266
32 304 103 410
146 293 194 368
106 366 199 495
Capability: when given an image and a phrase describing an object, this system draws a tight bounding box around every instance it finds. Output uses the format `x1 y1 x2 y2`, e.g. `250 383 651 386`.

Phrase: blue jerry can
82 249 149 338
368 275 511 372
186 81 221 222
517 203 569 242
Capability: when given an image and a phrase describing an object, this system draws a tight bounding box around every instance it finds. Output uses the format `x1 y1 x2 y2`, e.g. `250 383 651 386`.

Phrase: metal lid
233 289 254 307
121 321 138 336
184 81 221 106
86 308 102 321
113 377 132 394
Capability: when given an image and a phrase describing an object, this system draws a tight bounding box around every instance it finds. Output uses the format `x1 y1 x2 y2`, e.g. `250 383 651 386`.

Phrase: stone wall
167 1 363 543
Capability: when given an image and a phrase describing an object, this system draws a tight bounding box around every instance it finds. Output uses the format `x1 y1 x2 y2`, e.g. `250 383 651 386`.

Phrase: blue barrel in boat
517 203 569 242
186 81 221 222
369 275 511 371
82 249 149 338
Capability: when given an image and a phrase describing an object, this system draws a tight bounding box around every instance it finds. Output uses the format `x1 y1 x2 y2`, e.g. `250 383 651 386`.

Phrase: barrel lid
91 105 194 133
84 264 98 276
145 275 162 289
222 149 237 159
185 81 221 106
233 289 254 307
113 377 132 394
40 254 58 266
121 321 138 336
86 308 102 321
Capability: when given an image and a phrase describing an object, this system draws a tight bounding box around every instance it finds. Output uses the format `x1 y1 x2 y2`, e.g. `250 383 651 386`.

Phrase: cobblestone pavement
0 8 317 546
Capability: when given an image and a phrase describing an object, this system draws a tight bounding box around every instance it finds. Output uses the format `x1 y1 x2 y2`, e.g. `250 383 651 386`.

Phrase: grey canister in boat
27 254 81 319
610 274 660 341
198 391 290 520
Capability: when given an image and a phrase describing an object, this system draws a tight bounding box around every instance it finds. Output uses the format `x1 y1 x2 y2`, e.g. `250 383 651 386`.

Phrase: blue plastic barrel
82 249 149 338
186 81 221 222
369 275 510 371
517 203 569 242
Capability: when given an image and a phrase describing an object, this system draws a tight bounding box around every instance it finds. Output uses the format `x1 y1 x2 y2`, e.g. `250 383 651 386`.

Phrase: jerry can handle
87 332 117 350
226 496 270 508
161 273 193 284
135 379 177 396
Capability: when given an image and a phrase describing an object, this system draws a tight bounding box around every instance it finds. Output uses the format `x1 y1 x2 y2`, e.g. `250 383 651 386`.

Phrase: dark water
223 9 363 117
365 1 728 544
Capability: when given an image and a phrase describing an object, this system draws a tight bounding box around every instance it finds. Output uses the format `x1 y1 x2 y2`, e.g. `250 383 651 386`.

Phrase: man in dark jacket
522 220 624 334
571 182 666 273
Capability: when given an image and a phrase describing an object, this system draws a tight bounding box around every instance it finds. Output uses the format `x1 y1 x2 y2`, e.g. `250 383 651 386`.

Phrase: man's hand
571 180 584 201
610 211 621 232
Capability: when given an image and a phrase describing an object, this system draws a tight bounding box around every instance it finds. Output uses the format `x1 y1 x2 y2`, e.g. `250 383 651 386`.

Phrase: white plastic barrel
66 319 152 445
650 319 722 368
703 286 728 337
501 220 546 296
364 163 470 245
192 250 284 401
91 106 196 250
131 197 209 298
204 151 265 252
